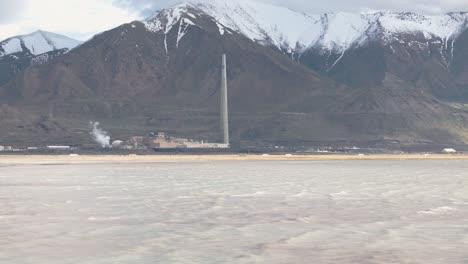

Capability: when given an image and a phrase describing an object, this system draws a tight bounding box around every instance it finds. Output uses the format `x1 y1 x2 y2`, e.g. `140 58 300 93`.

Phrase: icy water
1 159 468 264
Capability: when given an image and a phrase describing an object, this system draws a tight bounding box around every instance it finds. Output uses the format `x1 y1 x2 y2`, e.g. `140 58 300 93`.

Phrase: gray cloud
275 0 468 14
0 0 27 23
113 0 468 17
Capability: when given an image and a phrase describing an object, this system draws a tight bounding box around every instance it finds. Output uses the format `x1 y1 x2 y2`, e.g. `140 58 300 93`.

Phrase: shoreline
1 154 468 164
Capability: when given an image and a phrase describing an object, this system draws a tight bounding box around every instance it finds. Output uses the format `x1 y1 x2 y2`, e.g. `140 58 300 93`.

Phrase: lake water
1 159 468 263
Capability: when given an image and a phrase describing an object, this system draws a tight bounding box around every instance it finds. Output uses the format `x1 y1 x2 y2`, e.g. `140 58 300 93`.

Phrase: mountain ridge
144 1 468 57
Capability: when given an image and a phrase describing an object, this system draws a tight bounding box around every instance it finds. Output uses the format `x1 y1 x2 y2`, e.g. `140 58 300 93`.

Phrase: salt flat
1 159 467 264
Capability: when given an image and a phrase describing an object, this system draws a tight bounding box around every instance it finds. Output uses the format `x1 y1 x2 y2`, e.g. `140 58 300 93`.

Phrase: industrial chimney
220 54 230 145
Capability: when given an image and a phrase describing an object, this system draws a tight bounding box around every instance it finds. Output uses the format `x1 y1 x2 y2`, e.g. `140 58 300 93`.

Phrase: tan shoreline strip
1 154 468 165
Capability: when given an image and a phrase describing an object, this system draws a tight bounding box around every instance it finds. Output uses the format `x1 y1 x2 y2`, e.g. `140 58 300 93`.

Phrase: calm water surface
1 160 468 263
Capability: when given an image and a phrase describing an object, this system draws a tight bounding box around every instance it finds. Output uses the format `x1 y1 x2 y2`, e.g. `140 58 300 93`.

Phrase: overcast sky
1 0 467 41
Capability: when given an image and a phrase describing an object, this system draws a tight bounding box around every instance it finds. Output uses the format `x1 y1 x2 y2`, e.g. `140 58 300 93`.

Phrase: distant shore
1 154 468 165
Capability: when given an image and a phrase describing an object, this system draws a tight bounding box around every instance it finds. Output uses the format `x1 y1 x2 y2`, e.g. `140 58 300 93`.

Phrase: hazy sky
1 0 467 41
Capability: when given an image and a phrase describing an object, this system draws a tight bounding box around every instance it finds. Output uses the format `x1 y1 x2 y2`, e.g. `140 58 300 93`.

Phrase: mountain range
1 0 468 150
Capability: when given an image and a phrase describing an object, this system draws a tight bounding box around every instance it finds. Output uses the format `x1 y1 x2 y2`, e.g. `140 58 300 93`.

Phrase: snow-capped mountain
0 31 82 87
144 0 468 55
0 30 82 57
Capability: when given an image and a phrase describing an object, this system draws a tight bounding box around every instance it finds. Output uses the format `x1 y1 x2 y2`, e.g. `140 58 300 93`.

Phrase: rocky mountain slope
0 0 467 149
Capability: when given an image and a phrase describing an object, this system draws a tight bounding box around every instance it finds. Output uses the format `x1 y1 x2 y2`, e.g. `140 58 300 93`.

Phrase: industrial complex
107 54 231 151
134 54 231 150
110 54 231 151
129 132 229 150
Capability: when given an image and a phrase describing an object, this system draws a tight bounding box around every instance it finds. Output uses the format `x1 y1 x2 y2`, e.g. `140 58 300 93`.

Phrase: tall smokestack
220 54 229 145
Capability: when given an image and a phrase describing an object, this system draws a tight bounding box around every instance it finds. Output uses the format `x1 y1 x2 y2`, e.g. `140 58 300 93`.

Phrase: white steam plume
90 121 111 148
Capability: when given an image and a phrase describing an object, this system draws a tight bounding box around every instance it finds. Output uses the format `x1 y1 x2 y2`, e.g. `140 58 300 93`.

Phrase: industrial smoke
90 122 111 148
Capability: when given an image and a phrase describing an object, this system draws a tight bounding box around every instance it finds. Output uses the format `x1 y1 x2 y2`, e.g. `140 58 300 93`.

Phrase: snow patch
190 0 320 54
313 12 371 52
1 38 23 55
327 49 345 72
379 12 467 41
216 21 226 35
